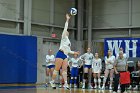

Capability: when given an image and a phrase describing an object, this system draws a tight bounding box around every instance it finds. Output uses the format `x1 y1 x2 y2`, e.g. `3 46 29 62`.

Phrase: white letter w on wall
106 40 122 55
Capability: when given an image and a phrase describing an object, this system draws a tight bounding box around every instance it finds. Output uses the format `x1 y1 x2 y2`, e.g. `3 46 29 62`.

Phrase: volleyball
70 8 77 16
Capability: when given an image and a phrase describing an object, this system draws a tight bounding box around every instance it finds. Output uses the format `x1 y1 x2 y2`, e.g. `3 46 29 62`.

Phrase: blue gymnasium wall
0 34 37 83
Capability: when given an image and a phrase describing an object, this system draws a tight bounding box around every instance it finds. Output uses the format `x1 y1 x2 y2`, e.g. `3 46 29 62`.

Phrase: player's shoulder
46 55 49 57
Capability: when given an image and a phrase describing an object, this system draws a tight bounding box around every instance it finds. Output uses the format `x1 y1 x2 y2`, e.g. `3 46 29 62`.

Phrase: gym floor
0 85 139 93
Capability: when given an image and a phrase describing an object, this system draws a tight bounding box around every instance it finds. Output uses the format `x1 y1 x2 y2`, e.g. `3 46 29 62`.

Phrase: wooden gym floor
0 84 139 93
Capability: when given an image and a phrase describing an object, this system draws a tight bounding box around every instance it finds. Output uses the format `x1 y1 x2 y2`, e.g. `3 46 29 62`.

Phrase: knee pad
71 77 74 79
84 73 88 79
94 79 97 83
98 78 101 83
53 70 59 75
74 77 77 79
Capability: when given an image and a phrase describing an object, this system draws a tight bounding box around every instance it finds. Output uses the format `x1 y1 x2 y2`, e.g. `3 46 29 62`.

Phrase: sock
94 79 97 86
98 78 101 86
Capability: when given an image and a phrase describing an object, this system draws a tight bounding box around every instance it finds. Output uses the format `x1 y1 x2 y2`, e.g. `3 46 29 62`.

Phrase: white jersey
69 58 80 68
105 55 115 69
92 58 102 73
80 53 94 65
59 21 74 55
46 55 55 66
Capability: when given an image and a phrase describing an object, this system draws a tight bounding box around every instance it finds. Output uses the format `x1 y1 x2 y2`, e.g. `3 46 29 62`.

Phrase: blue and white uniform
69 57 80 85
55 21 74 60
69 58 80 77
92 58 102 73
80 53 94 69
46 55 55 69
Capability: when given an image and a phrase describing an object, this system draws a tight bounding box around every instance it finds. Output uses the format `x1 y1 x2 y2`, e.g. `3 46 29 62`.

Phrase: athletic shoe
101 85 105 90
50 81 56 89
82 84 85 89
74 84 77 88
94 85 97 89
88 85 93 89
128 85 132 90
109 86 112 90
98 85 101 89
59 84 62 88
133 86 138 90
118 85 120 90
63 83 70 90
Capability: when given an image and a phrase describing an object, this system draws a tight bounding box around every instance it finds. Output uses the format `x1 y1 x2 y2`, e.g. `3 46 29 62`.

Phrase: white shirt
80 53 94 65
69 58 80 68
46 55 55 66
92 58 102 70
59 21 74 55
105 55 115 69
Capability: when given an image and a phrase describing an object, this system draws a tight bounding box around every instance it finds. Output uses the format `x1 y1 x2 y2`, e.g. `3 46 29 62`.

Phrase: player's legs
50 58 63 88
93 73 97 88
109 69 114 90
88 68 93 89
74 68 78 88
62 58 69 89
59 69 63 88
70 67 75 88
46 67 50 86
102 69 109 89
97 73 101 89
50 66 55 77
82 67 88 89
52 58 63 80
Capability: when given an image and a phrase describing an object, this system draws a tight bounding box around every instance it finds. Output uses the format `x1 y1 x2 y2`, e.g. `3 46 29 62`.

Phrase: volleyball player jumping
50 14 79 89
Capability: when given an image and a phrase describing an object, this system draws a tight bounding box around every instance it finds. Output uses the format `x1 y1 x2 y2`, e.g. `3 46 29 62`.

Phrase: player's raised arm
62 14 70 38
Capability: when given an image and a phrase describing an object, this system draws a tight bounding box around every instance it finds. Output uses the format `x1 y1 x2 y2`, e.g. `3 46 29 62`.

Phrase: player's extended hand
74 51 80 55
